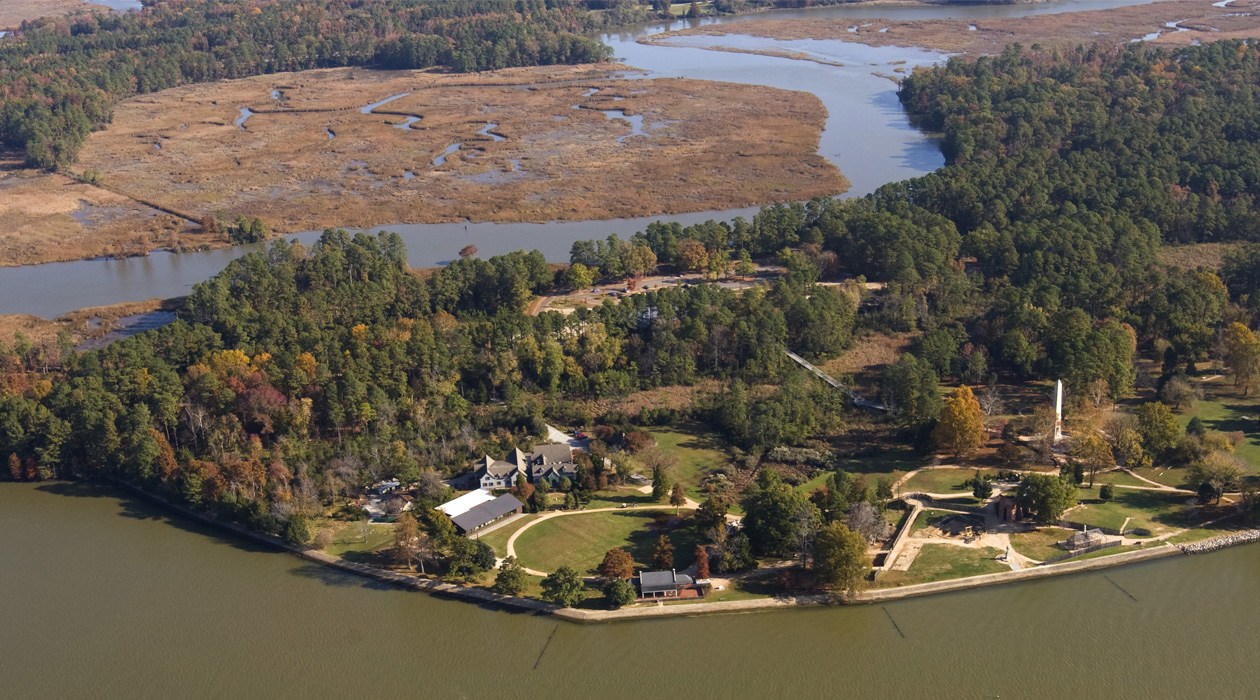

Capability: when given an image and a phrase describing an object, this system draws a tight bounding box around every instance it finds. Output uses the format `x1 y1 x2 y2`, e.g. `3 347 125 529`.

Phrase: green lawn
1089 470 1149 488
901 468 1003 496
835 448 924 478
322 522 394 563
877 544 1009 587
1009 528 1074 562
1178 389 1260 473
513 510 702 575
1070 487 1195 536
584 485 660 510
474 514 539 557
631 421 733 504
909 509 975 536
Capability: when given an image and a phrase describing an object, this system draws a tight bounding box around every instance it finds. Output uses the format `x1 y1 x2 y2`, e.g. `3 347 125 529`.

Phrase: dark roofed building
474 444 578 489
450 494 524 534
637 569 694 599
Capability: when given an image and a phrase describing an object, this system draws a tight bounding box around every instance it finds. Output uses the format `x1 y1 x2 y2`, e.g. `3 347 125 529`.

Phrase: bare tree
793 504 821 567
978 385 1005 418
706 526 729 574
845 502 889 544
416 470 447 501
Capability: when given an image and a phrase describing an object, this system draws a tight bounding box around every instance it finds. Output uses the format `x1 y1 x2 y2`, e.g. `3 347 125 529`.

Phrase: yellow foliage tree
295 352 318 382
1223 322 1260 396
932 385 985 457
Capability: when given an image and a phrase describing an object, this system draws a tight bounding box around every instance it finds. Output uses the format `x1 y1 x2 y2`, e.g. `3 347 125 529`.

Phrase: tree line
0 0 624 168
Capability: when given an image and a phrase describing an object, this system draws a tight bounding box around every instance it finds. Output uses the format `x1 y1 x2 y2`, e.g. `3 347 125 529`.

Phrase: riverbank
1 63 843 268
102 478 1260 623
645 0 1260 59
0 297 182 346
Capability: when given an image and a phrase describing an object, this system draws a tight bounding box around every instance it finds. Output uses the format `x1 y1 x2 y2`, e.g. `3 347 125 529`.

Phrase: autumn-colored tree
597 547 635 579
152 429 178 482
677 238 709 272
932 385 985 457
670 482 687 513
1224 322 1260 395
694 545 710 579
295 352 318 383
652 535 674 569
1072 431 1115 488
7 453 20 481
393 512 421 570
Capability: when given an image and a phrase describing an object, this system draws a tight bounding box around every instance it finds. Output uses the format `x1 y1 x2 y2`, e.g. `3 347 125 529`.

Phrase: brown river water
3 481 1260 699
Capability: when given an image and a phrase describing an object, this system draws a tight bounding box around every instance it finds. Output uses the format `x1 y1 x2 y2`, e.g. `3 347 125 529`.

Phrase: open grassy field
835 447 923 478
7 63 845 266
631 421 732 502
513 510 702 575
1009 528 1074 562
1069 487 1197 536
322 522 395 563
909 509 963 536
877 544 1009 587
900 468 1005 496
1178 387 1260 473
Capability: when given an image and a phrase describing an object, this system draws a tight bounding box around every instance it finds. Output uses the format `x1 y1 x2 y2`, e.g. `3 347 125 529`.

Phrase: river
0 0 1162 318
4 481 1260 698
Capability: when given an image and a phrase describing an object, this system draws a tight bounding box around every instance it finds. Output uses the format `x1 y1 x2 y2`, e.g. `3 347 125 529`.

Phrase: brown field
2 63 845 267
1157 242 1241 270
0 297 180 347
0 164 211 267
0 0 106 28
647 0 1260 59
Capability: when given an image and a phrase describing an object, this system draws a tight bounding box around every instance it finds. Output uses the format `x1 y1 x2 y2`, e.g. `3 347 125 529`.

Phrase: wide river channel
11 3 1260 696
1 0 1162 318
5 481 1260 698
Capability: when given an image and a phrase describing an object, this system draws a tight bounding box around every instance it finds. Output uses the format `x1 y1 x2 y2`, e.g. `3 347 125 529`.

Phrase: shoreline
103 478 1258 624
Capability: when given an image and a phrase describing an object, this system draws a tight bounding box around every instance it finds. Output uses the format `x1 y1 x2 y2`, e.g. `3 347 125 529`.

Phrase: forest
4 40 1260 566
0 0 625 168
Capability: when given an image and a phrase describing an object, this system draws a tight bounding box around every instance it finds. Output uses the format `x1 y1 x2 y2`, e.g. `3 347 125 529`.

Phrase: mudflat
1 63 844 267
0 0 108 28
646 0 1260 58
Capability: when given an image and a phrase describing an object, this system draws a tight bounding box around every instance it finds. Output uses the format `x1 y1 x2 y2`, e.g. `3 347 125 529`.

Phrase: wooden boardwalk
784 350 887 411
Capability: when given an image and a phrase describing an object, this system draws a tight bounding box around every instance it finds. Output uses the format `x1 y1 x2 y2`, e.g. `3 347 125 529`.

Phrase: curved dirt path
505 504 698 576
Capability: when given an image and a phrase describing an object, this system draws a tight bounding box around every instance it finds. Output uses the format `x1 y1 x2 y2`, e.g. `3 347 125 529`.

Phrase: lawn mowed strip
1009 527 1074 562
514 510 701 575
901 468 1003 496
1070 487 1194 536
1179 387 1260 473
877 544 1009 587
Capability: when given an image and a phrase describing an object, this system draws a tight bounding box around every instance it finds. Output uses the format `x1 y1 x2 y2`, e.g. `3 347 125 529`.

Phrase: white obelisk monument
1053 379 1064 442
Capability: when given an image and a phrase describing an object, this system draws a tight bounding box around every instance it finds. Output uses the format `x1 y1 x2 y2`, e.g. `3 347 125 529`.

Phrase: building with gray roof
450 494 524 534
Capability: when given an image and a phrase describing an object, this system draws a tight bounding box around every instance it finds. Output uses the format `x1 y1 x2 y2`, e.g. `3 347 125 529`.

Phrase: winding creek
6 3 1260 694
0 0 1163 318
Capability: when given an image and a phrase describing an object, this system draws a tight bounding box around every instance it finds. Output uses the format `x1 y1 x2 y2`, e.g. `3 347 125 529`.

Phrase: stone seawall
1178 530 1260 554
107 478 1248 624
